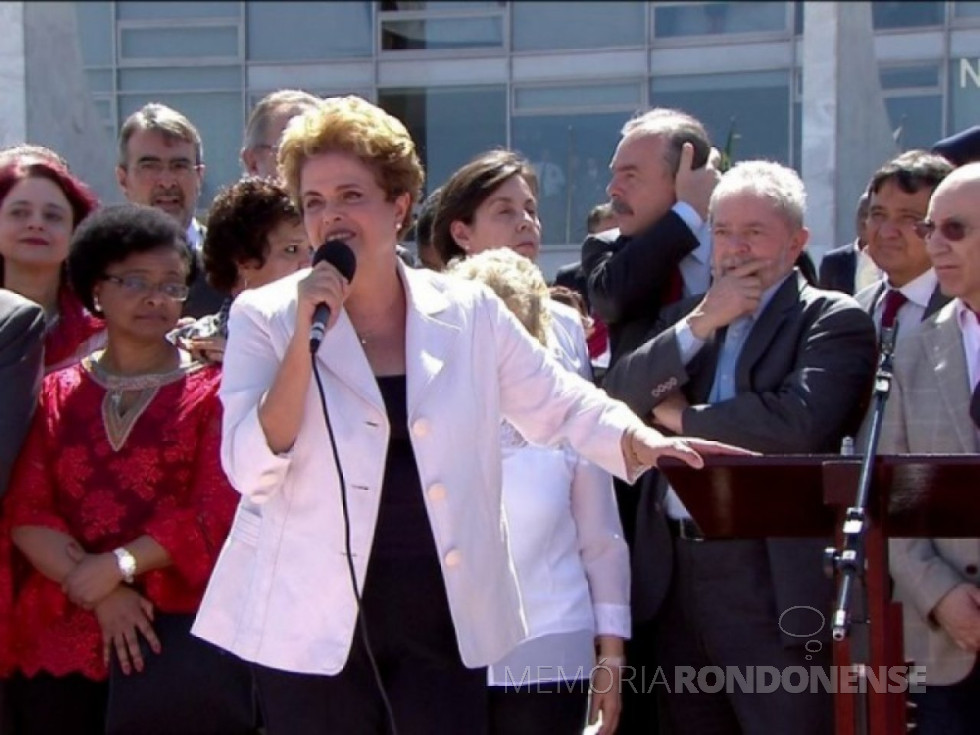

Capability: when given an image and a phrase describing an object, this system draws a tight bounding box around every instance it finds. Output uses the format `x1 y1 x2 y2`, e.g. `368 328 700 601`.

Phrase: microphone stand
825 322 898 643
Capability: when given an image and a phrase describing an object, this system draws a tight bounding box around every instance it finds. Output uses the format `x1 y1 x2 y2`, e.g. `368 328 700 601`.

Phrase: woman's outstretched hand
623 426 757 473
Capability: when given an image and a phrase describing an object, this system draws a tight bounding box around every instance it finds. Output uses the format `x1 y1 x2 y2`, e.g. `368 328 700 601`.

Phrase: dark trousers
8 671 108 735
911 656 980 735
254 554 487 735
655 537 833 735
488 679 589 735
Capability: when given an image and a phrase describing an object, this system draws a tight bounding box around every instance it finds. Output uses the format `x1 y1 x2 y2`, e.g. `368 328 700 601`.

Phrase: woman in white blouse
450 248 628 735
192 95 740 735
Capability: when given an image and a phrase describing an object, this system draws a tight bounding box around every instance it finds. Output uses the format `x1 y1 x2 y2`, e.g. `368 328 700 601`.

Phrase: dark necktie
880 289 908 330
662 265 685 307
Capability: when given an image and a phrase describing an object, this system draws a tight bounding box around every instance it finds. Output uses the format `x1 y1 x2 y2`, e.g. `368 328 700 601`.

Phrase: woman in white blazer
449 249 628 735
191 95 734 735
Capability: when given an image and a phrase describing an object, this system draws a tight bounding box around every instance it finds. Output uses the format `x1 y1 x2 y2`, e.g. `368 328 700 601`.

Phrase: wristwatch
113 547 137 584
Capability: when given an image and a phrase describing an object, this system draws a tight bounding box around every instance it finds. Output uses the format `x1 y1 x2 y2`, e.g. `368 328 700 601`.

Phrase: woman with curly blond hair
450 248 628 735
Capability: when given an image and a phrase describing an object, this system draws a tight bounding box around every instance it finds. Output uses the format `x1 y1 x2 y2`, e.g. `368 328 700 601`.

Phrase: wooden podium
660 453 980 735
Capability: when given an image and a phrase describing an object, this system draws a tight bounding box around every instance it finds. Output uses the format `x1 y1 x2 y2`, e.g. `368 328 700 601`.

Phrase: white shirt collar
888 268 937 309
185 220 204 251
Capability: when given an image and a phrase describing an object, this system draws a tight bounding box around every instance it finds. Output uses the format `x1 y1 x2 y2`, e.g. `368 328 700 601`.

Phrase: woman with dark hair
174 177 312 363
1 203 251 735
0 155 102 372
438 151 627 733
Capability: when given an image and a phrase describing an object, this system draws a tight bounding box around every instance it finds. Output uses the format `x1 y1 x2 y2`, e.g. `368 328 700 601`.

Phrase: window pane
75 1 113 66
247 2 372 60
377 86 506 202
120 26 239 60
381 17 503 50
116 2 239 20
381 2 503 10
654 2 787 38
118 92 244 213
871 2 944 29
880 65 940 90
651 71 791 164
512 2 644 51
954 2 980 18
950 58 980 137
93 98 112 123
512 114 622 246
119 67 240 93
85 69 114 94
514 82 642 111
885 96 942 152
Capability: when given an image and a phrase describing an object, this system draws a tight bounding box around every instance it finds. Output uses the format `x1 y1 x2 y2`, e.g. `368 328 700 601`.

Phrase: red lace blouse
0 360 237 680
44 287 105 373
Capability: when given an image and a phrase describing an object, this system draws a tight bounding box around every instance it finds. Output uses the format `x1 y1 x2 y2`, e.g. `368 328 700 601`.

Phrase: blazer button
428 483 447 502
966 565 978 576
444 549 463 568
412 418 430 438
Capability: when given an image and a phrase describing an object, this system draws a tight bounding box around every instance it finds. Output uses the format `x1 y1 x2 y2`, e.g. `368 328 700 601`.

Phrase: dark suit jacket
582 212 699 367
818 241 858 295
183 244 228 320
0 289 44 497
552 261 589 308
604 271 878 639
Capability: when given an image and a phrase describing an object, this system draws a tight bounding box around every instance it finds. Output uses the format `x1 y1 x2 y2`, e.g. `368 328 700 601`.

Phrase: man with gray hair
583 108 721 368
241 89 321 179
116 102 224 317
605 161 877 734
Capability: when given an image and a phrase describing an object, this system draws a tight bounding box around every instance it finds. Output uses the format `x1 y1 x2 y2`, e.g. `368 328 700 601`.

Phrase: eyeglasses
913 219 973 242
103 274 190 302
133 159 201 178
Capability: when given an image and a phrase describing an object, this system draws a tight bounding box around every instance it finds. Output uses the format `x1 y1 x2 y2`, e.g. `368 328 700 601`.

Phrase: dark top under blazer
603 271 878 634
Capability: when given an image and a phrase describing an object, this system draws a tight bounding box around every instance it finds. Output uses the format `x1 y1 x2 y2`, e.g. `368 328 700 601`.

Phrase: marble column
0 1 119 202
802 1 898 259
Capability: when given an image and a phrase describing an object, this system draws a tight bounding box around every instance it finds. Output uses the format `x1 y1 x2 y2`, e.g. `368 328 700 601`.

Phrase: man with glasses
855 150 954 346
240 90 320 180
116 103 224 318
882 161 980 735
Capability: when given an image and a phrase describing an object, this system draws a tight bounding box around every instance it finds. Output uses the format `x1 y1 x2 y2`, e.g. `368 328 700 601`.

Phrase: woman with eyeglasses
0 203 252 735
0 153 103 373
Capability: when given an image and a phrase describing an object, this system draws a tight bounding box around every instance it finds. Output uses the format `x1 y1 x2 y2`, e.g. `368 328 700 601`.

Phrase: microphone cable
311 354 400 735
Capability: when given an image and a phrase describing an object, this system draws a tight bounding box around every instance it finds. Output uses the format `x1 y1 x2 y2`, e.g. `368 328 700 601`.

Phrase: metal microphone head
312 239 357 282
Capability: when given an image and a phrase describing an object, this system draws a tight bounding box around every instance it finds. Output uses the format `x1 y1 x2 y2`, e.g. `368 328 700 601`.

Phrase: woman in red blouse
0 152 104 373
1 204 251 734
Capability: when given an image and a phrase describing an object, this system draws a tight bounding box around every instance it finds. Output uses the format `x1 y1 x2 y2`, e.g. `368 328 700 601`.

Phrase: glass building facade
73 1 980 273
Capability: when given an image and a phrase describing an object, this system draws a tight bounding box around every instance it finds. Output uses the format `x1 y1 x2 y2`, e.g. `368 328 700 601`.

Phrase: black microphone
309 240 357 354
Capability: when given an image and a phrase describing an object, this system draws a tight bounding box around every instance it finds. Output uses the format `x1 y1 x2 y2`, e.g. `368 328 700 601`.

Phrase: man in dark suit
116 103 226 318
604 161 877 734
855 150 954 346
818 191 876 295
0 289 43 495
0 288 44 733
583 108 720 368
554 202 617 309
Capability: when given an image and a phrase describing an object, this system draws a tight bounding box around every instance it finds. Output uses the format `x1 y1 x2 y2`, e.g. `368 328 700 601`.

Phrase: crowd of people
0 85 977 735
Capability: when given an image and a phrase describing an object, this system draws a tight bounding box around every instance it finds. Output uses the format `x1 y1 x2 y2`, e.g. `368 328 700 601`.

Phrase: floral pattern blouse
0 358 237 680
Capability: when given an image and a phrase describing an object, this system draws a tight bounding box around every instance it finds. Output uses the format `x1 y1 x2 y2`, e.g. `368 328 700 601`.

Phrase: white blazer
192 263 638 675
